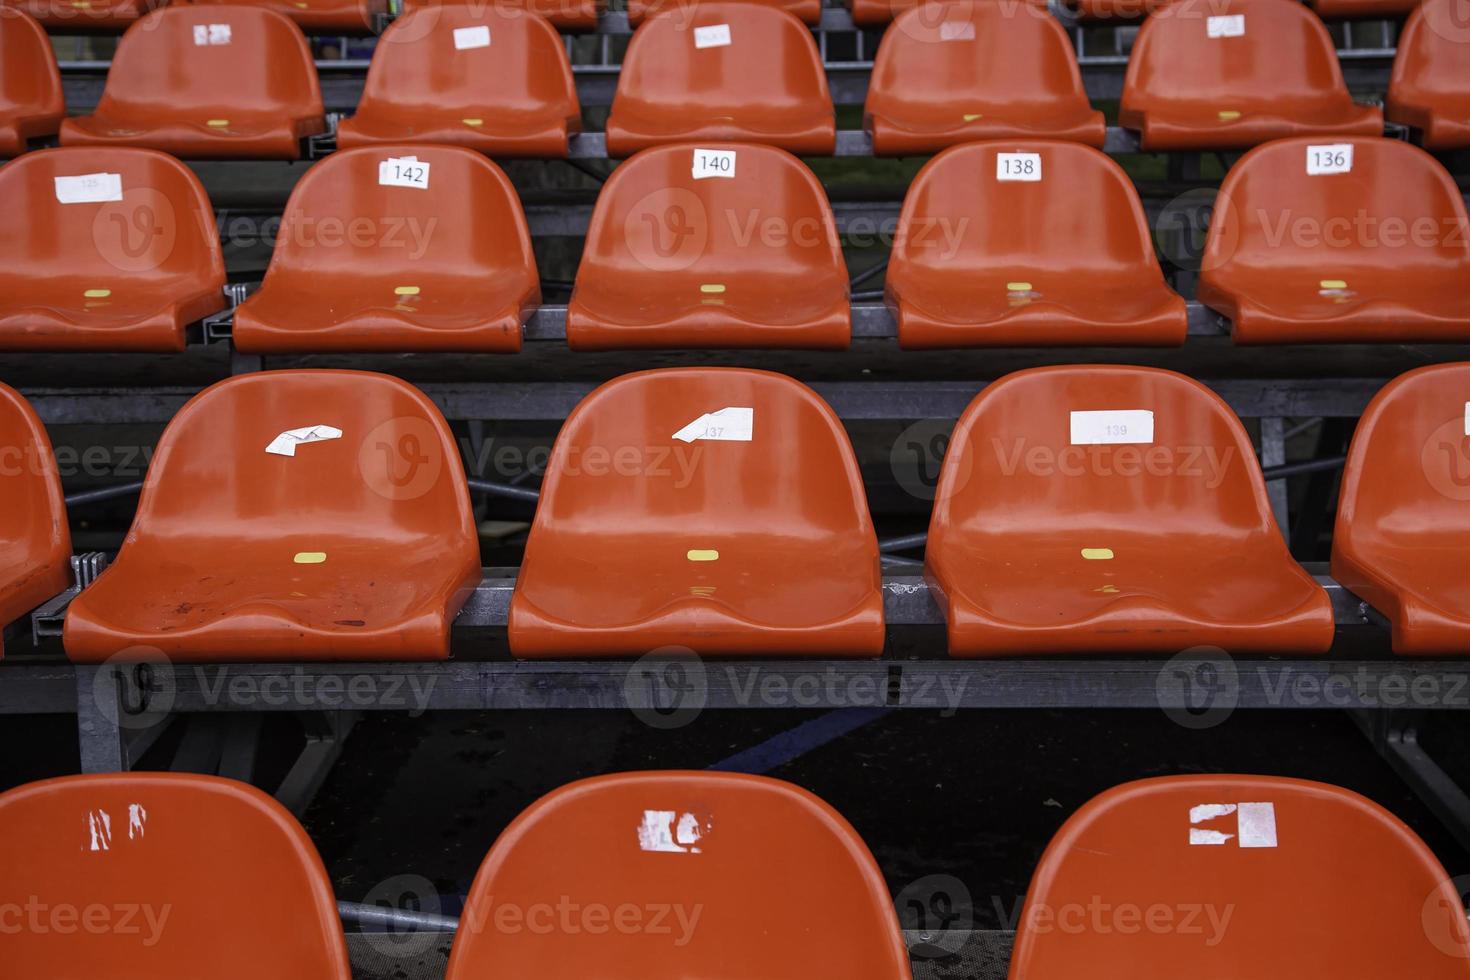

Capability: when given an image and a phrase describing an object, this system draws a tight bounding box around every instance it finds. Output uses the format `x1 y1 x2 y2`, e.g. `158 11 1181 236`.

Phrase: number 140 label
996 153 1042 182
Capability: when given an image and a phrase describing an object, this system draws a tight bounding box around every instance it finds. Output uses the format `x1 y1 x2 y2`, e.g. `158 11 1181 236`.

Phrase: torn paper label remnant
266 425 343 457
672 407 753 443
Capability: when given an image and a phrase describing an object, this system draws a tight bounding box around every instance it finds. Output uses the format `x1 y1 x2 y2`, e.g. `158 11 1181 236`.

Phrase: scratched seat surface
233 145 538 353
443 772 913 978
0 382 70 657
0 773 354 979
63 370 482 663
58 6 327 160
0 8 63 157
509 368 885 657
926 365 1334 656
0 147 227 351
1008 775 1470 978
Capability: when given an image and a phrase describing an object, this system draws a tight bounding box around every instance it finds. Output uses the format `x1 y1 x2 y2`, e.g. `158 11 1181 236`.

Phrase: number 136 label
996 153 1041 182
1306 144 1353 176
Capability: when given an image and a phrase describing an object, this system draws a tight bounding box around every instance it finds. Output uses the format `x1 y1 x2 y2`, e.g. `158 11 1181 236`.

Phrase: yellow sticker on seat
394 286 421 296
463 118 484 126
83 288 111 298
1218 110 1242 121
687 549 720 562
699 284 726 294
963 113 984 121
1081 548 1114 560
1320 279 1347 289
1006 282 1032 292
207 120 230 128
294 552 327 564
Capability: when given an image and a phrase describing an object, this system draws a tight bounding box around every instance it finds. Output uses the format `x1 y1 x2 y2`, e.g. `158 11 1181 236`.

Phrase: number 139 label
1306 144 1353 176
996 153 1042 182
379 156 430 190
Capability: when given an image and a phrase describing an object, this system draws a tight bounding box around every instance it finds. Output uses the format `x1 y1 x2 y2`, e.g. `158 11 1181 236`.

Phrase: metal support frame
1353 710 1470 854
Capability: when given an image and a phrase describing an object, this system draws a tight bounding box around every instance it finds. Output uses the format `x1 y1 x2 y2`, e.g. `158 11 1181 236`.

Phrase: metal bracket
307 115 341 160
31 553 108 644
202 281 252 344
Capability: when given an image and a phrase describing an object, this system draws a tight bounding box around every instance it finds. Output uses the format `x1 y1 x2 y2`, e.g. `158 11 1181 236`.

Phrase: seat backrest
0 773 352 980
869 1 1087 112
1007 775 1470 978
1123 0 1352 107
0 382 70 576
578 143 843 279
126 370 475 544
1390 0 1470 104
1202 137 1470 274
99 6 322 116
443 772 912 979
363 7 577 116
931 366 1275 541
264 145 535 284
1336 363 1470 547
615 3 830 115
892 141 1160 277
0 8 63 120
0 147 225 286
525 369 871 541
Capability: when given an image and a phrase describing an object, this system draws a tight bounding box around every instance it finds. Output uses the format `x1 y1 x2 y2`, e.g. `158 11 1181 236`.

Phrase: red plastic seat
1388 0 1470 150
63 370 482 663
59 7 326 160
888 141 1185 348
186 0 382 33
233 146 537 353
509 368 884 657
1 0 160 31
1198 136 1470 343
627 0 820 24
0 383 70 657
1120 0 1383 150
865 2 1105 154
1066 0 1169 18
336 8 579 157
1332 363 1470 655
397 0 598 31
606 3 835 157
567 143 848 350
1009 775 1470 978
0 9 63 157
1309 0 1419 17
927 365 1334 656
847 0 1046 26
0 773 352 980
0 147 226 351
445 772 912 979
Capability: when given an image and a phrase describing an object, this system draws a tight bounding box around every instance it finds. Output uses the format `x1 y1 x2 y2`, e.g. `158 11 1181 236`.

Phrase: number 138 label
996 153 1042 182
379 157 430 190
1306 144 1353 176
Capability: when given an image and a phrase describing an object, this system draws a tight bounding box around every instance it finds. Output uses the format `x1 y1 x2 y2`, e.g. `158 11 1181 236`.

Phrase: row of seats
3 0 597 31
3 136 1467 351
858 0 1428 23
4 361 1470 661
4 0 1467 161
3 770 1467 976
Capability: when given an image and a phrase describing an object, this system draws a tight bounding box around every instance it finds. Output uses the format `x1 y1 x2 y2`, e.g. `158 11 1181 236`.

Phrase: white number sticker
938 21 975 40
1463 401 1469 436
453 25 490 49
673 407 753 443
266 425 343 457
1189 802 1278 848
54 172 123 204
996 153 1041 182
379 156 430 190
691 148 736 180
1069 410 1154 446
1306 143 1353 176
192 23 231 45
1206 14 1244 37
694 23 731 48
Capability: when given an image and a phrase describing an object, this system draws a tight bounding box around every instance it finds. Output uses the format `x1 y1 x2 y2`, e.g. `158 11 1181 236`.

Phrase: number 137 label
996 153 1041 182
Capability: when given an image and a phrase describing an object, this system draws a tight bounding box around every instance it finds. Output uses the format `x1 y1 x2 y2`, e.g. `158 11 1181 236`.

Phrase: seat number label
694 23 731 48
379 156 431 189
192 23 232 45
1306 144 1353 175
692 148 736 180
54 172 123 204
453 25 490 49
996 153 1041 182
266 425 343 456
1070 410 1154 445
673 407 753 443
1189 802 1278 848
1206 14 1244 37
939 21 975 40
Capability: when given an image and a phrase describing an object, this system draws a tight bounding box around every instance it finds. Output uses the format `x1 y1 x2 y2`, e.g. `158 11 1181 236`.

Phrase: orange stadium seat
1333 363 1470 656
847 0 1047 26
1120 0 1383 151
0 773 353 980
397 0 598 31
927 365 1335 656
1 0 160 31
63 370 482 663
508 368 885 657
1008 775 1470 978
1388 0 1470 151
605 3 835 157
567 143 849 350
0 9 63 158
627 0 820 24
186 0 383 34
1066 0 1169 17
0 147 226 351
865 1 1105 154
59 7 326 160
233 146 537 353
887 141 1186 347
336 7 579 156
0 383 70 656
444 772 913 979
1309 0 1420 17
1198 137 1470 343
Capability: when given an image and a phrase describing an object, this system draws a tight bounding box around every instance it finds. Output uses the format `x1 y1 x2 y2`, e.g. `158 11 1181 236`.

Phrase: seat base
867 111 1106 156
60 115 326 161
1121 105 1384 151
0 289 224 352
335 115 575 158
605 117 836 158
892 285 1186 349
